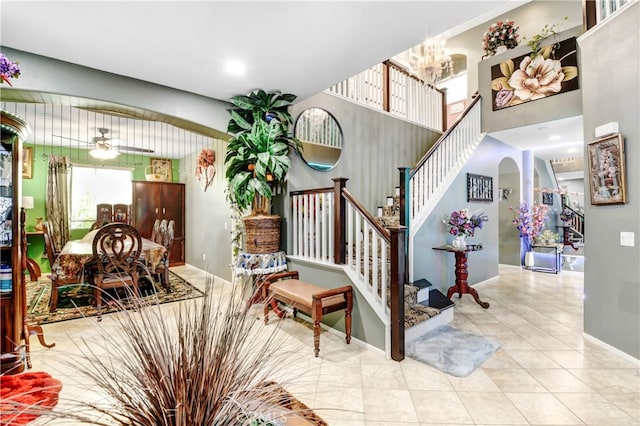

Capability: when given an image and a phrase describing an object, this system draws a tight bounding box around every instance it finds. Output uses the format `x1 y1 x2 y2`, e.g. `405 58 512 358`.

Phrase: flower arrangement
0 53 20 86
482 19 519 56
535 229 559 245
443 208 488 237
509 202 550 251
559 207 576 223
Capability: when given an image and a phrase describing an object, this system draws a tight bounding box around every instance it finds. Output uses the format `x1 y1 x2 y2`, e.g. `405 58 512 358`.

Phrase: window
71 165 132 229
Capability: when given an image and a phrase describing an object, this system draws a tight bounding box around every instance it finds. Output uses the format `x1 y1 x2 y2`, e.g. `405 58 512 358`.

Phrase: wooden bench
262 271 353 357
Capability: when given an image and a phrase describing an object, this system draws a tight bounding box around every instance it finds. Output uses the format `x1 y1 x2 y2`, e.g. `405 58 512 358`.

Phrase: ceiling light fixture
89 144 119 160
224 59 246 76
409 37 453 85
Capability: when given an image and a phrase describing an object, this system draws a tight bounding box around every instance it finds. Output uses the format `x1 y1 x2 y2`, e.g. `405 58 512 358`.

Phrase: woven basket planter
242 214 281 254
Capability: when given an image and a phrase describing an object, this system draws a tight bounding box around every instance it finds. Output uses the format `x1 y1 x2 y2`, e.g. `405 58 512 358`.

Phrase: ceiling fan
53 127 155 159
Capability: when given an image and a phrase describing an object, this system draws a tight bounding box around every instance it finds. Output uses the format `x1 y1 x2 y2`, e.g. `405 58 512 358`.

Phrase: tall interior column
521 150 535 261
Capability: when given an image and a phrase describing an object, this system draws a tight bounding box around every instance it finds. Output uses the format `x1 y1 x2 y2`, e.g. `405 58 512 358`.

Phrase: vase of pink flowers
0 53 20 86
509 202 550 265
443 208 488 250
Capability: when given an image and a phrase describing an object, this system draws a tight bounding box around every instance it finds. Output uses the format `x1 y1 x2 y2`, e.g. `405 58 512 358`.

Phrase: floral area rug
27 271 204 325
0 371 62 425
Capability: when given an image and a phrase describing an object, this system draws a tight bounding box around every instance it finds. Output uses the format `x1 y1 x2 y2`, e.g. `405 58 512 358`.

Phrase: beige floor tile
363 389 419 423
506 350 563 369
457 391 528 424
361 362 407 390
554 392 637 425
484 368 547 392
567 369 640 393
542 350 588 369
313 387 365 422
23 265 640 426
447 368 501 392
600 392 640 421
409 390 473 424
400 360 455 391
505 392 583 425
527 368 594 393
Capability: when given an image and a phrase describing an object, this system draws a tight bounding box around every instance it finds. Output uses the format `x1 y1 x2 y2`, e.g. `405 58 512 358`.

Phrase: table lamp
21 196 34 210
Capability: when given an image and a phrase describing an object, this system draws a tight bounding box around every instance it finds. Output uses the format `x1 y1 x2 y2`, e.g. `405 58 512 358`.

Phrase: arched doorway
498 157 520 265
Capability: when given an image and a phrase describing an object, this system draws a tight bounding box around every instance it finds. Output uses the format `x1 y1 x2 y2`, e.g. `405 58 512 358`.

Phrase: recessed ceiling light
549 134 561 141
224 60 246 76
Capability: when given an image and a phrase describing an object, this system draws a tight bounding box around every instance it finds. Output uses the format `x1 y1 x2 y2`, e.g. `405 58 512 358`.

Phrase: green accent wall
22 142 180 274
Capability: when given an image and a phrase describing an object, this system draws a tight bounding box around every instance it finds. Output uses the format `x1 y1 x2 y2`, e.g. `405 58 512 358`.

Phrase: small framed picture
587 133 626 205
466 173 493 202
149 158 172 182
542 192 553 206
22 147 33 179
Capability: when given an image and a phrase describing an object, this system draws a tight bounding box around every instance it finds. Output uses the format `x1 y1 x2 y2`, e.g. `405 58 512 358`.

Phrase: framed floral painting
587 133 627 205
491 37 579 111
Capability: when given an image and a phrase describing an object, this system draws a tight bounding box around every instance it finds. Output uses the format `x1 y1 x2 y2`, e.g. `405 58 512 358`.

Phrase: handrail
342 188 391 242
384 60 446 96
410 94 481 178
290 187 334 196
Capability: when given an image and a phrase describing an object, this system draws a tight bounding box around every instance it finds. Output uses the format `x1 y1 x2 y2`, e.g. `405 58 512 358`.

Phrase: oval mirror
294 108 343 171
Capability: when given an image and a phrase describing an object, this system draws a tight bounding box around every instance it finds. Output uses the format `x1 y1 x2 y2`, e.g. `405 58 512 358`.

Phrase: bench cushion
270 279 346 311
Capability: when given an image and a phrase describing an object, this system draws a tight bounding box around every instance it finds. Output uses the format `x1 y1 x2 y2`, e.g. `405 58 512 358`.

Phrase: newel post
398 167 411 285
332 177 348 264
388 225 407 361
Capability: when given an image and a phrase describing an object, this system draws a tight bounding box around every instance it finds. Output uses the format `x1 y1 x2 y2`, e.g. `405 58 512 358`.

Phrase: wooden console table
433 244 489 309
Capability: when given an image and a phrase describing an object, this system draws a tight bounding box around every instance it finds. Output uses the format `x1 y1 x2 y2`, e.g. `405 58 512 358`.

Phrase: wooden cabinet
0 110 28 374
131 181 185 266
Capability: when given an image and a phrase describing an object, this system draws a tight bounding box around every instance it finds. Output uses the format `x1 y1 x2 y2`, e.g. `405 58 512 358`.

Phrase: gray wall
579 2 640 359
287 259 385 350
412 135 522 291
286 92 441 213
478 26 584 134
498 162 522 266
446 1 583 99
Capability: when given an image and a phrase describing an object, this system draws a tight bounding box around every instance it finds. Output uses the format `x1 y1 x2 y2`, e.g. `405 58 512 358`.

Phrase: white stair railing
290 188 334 263
290 187 391 324
342 191 391 323
409 96 484 235
328 61 445 132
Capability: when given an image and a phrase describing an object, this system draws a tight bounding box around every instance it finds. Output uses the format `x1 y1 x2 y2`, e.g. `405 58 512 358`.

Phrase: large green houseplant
224 89 302 253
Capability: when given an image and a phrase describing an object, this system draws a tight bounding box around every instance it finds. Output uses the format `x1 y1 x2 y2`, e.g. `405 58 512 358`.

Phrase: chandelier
409 38 453 85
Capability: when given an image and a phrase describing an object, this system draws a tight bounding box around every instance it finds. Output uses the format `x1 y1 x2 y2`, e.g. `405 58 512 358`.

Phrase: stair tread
411 278 433 290
422 289 455 311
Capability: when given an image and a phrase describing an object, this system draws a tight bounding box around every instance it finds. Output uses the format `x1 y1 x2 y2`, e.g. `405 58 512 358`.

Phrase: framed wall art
587 133 626 205
542 192 554 206
467 173 493 202
491 37 579 111
22 147 33 179
149 158 173 182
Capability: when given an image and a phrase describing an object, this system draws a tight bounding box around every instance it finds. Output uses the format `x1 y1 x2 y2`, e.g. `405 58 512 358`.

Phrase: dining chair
43 222 79 312
96 203 113 223
150 218 162 243
113 203 130 224
153 219 174 292
90 223 143 320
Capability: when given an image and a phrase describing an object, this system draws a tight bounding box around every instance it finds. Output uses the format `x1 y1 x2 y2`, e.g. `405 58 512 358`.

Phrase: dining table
51 230 166 283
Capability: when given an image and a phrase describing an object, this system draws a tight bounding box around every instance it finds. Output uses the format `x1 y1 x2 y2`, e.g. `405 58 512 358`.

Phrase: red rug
0 371 62 425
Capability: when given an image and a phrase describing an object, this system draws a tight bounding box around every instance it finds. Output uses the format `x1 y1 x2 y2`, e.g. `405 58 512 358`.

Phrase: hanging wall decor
195 148 216 192
491 37 579 111
587 133 626 205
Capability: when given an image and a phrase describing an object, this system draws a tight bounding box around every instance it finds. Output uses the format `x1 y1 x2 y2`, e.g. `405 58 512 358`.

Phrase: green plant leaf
500 60 514 78
562 66 578 81
491 77 512 91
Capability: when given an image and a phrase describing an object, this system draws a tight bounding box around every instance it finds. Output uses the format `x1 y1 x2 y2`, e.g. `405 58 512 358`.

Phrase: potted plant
224 89 302 254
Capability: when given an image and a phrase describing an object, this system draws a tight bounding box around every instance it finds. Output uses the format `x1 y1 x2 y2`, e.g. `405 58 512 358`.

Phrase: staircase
289 95 484 359
375 192 455 340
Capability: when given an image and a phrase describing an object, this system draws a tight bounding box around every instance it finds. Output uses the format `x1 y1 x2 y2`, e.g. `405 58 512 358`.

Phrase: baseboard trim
583 333 640 367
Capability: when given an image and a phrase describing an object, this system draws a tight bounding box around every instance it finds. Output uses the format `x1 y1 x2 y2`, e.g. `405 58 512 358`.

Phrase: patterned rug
26 271 204 325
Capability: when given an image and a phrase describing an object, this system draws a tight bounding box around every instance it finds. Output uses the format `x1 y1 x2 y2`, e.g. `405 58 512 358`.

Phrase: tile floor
29 264 639 425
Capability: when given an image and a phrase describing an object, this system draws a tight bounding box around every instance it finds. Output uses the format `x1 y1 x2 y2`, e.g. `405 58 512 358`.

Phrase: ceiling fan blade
118 146 155 154
52 134 91 144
